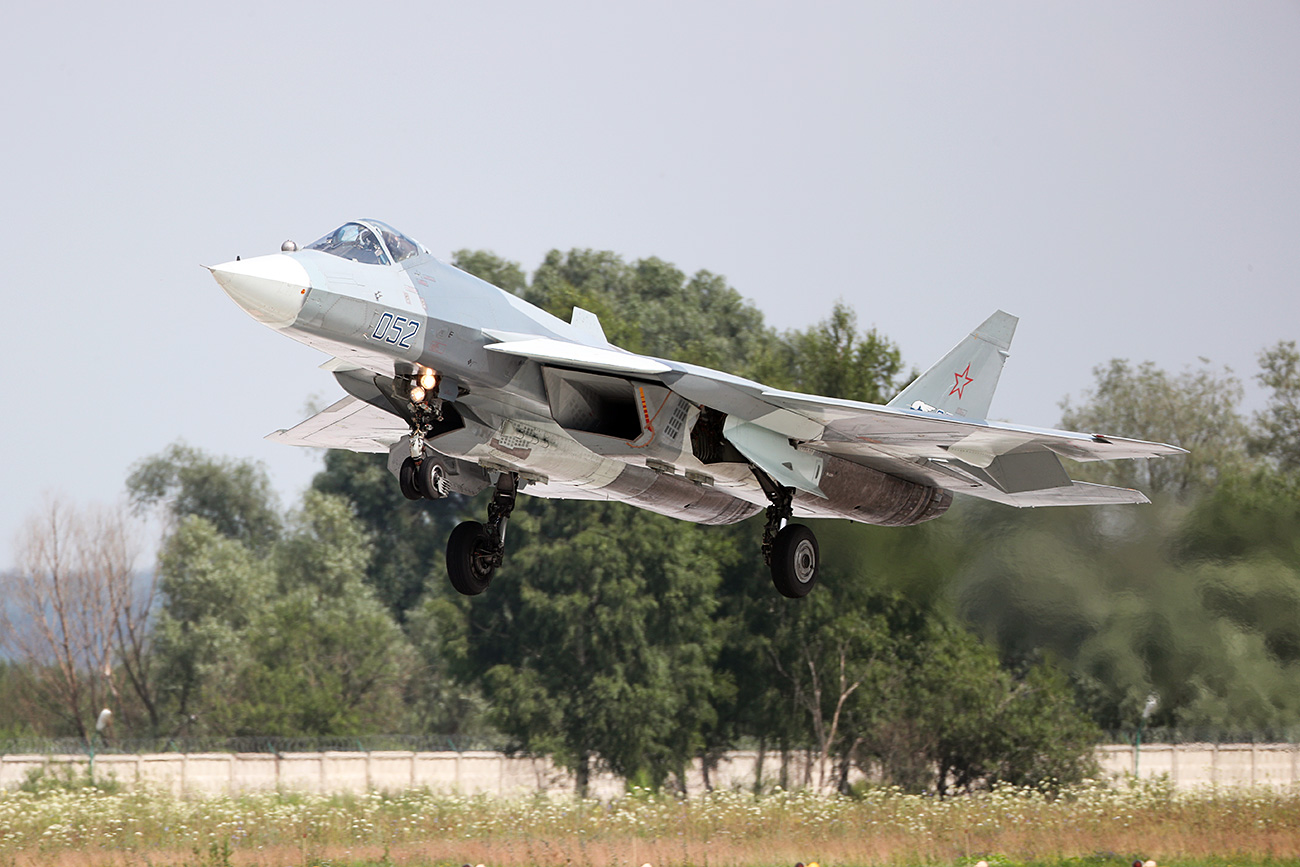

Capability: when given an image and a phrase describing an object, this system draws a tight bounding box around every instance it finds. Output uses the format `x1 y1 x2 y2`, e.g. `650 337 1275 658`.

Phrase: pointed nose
210 254 309 329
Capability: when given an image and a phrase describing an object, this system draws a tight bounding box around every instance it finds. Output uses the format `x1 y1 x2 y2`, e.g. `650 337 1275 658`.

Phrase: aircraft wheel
446 520 496 596
770 523 819 598
419 457 449 499
399 457 424 500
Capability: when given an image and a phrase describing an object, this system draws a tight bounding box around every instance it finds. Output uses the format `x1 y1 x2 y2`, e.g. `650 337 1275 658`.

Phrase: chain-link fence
0 734 512 756
1106 727 1300 745
6 729 1300 757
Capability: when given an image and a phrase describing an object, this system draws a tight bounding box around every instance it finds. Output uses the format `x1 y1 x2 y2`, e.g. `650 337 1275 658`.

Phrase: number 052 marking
370 312 420 349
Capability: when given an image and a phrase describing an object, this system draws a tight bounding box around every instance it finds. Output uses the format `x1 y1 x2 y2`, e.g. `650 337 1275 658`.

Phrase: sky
2 1 1298 570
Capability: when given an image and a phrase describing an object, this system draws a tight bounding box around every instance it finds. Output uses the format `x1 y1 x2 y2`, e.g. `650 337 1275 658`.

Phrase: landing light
419 369 438 391
409 385 427 403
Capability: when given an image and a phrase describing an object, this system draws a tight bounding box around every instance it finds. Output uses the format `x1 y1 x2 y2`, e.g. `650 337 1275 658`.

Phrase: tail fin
886 310 1018 420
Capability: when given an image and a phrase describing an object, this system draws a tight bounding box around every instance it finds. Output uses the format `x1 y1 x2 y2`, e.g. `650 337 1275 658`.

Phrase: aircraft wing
264 395 407 453
259 313 1184 510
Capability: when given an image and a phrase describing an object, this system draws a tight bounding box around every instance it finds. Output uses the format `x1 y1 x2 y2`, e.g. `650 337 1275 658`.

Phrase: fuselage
211 220 949 527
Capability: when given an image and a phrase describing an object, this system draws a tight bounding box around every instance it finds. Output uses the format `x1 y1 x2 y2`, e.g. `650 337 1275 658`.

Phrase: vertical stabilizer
886 310 1018 420
570 307 608 342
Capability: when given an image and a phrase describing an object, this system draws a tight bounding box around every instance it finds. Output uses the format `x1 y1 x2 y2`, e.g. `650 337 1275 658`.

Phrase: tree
153 493 414 737
312 448 466 620
249 490 413 735
758 589 900 792
1251 340 1300 472
0 660 41 739
152 515 274 734
0 499 149 742
720 560 1100 795
953 493 1300 734
783 301 904 403
523 248 774 375
127 443 282 553
437 500 725 795
1059 359 1248 498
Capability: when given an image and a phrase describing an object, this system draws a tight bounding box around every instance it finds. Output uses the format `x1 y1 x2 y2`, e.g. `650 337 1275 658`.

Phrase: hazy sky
2 2 1297 570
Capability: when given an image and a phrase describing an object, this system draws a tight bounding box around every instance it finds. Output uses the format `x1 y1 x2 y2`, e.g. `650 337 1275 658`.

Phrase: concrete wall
2 745 1295 797
1096 743 1300 789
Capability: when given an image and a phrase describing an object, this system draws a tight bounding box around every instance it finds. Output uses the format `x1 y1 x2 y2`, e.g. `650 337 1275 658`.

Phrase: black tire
446 520 496 596
399 457 424 500
770 523 819 598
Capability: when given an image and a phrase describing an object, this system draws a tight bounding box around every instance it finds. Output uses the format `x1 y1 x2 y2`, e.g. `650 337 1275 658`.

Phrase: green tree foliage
954 496 1300 734
209 492 413 736
1251 340 1300 472
1180 469 1300 567
311 449 465 620
126 443 282 553
723 559 1097 795
151 487 413 737
523 249 773 375
1058 359 1248 498
431 501 726 795
779 301 905 403
153 516 273 727
0 661 40 739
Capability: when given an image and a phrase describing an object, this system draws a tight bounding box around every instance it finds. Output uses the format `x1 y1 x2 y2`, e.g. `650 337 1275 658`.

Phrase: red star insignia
949 363 974 399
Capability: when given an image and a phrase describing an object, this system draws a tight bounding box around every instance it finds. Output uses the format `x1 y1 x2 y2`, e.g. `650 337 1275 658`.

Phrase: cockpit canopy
305 220 425 266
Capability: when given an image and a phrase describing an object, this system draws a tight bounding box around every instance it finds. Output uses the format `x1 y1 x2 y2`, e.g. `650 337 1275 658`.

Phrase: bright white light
409 385 427 403
419 369 438 391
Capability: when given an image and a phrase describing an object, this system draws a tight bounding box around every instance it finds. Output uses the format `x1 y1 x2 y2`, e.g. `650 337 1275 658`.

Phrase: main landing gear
445 471 518 596
755 468 820 598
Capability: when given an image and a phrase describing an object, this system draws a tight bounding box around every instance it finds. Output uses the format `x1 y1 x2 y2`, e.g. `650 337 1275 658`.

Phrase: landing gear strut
754 467 819 598
446 472 518 596
398 369 447 501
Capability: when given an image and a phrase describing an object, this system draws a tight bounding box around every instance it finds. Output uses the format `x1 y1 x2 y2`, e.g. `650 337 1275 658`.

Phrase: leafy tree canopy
126 443 281 553
1059 359 1248 498
1251 340 1300 473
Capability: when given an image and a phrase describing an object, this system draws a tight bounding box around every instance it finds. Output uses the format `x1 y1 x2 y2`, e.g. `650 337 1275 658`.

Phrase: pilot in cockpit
354 227 384 264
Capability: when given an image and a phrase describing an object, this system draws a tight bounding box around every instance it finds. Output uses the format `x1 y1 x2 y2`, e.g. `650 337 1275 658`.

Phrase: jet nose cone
210 254 309 329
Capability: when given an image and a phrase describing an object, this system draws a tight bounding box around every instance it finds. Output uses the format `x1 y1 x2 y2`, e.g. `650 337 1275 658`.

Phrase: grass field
1 775 1298 867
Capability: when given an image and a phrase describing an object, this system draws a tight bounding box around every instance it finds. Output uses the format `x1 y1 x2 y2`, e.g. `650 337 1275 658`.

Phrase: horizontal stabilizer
964 479 1152 508
952 447 1073 494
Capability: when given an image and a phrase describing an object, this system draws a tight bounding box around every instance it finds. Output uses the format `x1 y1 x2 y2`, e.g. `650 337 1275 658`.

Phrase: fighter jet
210 220 1184 598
